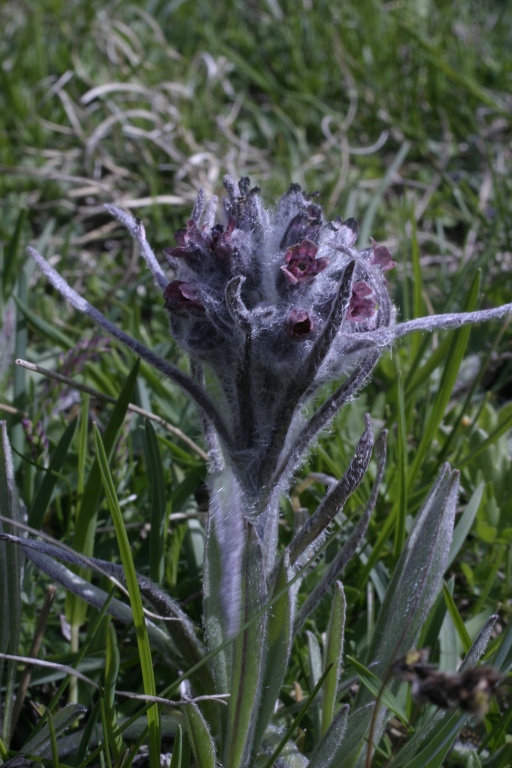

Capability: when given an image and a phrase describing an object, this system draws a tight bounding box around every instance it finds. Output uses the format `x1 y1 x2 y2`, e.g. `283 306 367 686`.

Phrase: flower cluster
162 178 395 369
28 175 512 539
155 178 396 497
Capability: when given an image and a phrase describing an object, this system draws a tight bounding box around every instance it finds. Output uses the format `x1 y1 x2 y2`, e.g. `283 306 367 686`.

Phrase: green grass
1 0 512 765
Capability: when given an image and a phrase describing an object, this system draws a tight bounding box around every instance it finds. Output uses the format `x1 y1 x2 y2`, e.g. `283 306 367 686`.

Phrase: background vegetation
1 0 511 765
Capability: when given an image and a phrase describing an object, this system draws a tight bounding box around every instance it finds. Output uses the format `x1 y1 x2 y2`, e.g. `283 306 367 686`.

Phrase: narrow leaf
307 630 323 742
67 359 139 630
28 417 78 529
0 421 22 744
169 724 183 768
253 552 295 753
94 423 160 768
223 523 268 768
308 705 350 768
21 704 87 756
408 271 480 488
443 583 472 655
347 656 409 727
184 703 216 768
144 419 167 584
322 582 346 735
104 621 124 759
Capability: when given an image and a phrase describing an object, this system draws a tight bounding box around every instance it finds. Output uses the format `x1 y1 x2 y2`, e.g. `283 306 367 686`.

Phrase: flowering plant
2 177 511 767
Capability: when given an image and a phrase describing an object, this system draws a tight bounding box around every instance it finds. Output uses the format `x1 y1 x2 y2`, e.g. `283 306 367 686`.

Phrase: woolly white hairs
28 176 512 631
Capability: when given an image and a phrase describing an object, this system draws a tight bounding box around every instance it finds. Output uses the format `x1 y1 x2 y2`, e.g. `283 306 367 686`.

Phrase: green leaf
308 705 349 768
322 582 346 736
261 665 333 768
73 699 101 767
104 620 124 759
367 465 459 681
2 209 26 301
0 421 22 744
408 271 480 489
144 419 167 585
28 417 78 528
399 711 467 768
74 359 140 556
67 359 139 629
21 704 87 757
203 515 231 696
223 523 268 768
13 294 74 349
253 552 295 752
336 466 459 768
93 422 160 768
346 656 410 727
447 482 483 568
443 583 471 655
184 703 216 768
169 724 183 768
307 629 323 742
465 751 483 768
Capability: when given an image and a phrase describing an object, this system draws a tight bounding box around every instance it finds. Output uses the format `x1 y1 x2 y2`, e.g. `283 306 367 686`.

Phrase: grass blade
0 421 22 745
93 422 160 768
28 417 78 529
144 419 167 585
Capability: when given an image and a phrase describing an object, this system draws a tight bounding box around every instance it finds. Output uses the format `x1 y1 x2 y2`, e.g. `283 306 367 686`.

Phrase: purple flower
280 240 330 285
348 281 377 322
286 309 315 338
164 217 235 266
370 238 396 271
163 280 205 311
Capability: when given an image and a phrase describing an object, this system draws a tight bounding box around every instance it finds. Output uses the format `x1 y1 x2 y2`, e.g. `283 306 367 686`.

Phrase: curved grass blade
93 422 160 768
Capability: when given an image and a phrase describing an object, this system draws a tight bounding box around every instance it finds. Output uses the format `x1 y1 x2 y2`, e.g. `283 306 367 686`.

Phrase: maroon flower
206 217 236 261
281 240 330 285
163 280 205 311
347 281 377 322
164 218 236 264
370 238 396 271
286 309 315 339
